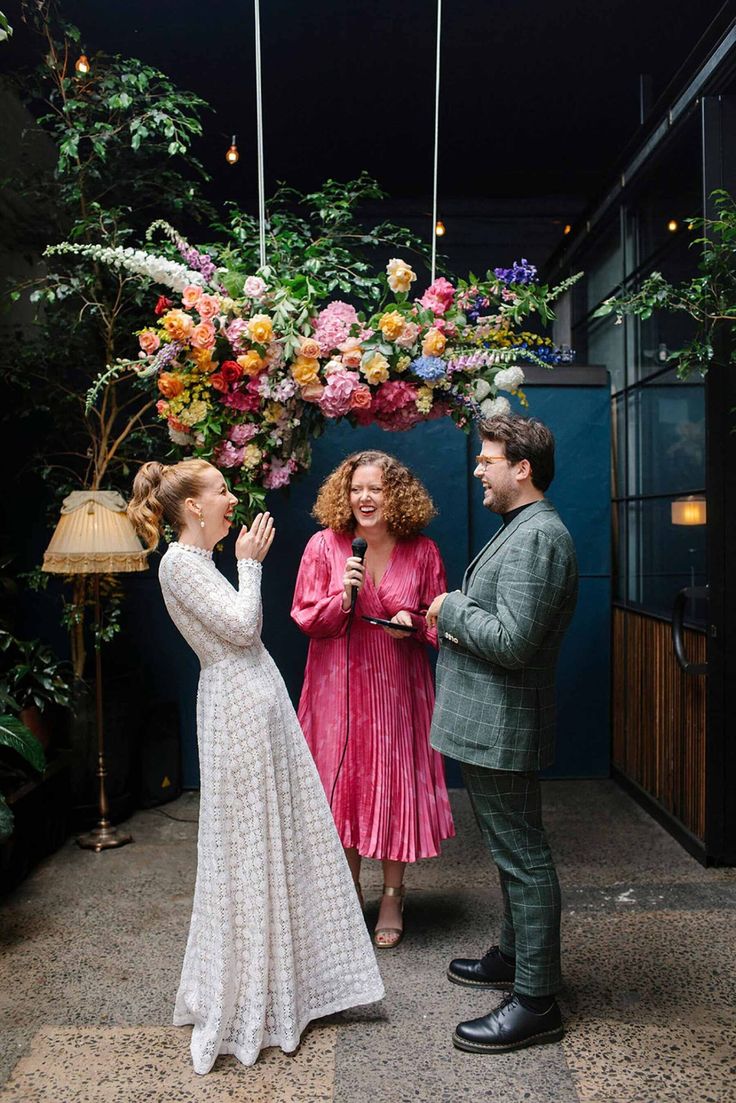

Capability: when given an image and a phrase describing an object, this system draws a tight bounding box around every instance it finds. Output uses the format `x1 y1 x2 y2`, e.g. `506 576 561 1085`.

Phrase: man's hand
426 592 448 629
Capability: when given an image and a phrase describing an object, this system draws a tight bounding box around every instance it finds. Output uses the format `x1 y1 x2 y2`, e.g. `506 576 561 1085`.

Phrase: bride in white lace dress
128 459 384 1074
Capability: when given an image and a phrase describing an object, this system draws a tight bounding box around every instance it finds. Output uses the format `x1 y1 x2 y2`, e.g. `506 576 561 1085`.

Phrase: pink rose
300 381 325 403
350 384 372 410
223 389 261 411
225 318 249 352
182 285 202 309
419 276 455 316
299 337 322 360
138 330 160 355
339 338 363 369
191 321 216 349
395 321 420 349
197 294 220 321
243 276 267 298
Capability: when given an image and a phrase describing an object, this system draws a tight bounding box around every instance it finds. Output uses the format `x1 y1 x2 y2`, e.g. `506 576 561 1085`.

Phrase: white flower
493 366 525 392
43 242 204 293
168 428 193 445
480 396 512 418
472 379 492 401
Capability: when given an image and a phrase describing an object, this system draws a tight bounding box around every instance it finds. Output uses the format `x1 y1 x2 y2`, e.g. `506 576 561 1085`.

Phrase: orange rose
237 350 265 377
350 385 372 409
378 311 405 341
299 337 321 359
162 310 194 342
422 327 447 357
158 372 184 398
300 381 325 403
247 314 274 345
190 321 216 350
182 285 202 309
138 329 161 355
291 355 321 386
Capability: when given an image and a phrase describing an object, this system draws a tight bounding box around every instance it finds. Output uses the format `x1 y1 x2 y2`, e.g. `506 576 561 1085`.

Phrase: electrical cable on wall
431 0 442 282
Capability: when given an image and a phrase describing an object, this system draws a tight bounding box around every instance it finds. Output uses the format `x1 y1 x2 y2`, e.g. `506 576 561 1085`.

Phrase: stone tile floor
1 781 734 1102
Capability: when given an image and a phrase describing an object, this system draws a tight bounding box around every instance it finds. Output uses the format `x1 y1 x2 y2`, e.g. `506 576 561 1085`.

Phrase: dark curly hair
312 450 436 538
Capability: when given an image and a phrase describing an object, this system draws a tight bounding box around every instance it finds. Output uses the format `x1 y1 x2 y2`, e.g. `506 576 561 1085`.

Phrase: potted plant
0 714 45 844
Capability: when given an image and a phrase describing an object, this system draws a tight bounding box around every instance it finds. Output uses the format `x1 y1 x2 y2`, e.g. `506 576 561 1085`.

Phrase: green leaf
0 715 45 773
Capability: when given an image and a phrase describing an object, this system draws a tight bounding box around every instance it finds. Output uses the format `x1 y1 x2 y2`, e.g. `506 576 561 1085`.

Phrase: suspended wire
431 0 442 282
254 0 267 268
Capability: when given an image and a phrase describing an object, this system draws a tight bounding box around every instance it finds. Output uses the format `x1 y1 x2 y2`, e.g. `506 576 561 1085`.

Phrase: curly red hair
312 450 436 538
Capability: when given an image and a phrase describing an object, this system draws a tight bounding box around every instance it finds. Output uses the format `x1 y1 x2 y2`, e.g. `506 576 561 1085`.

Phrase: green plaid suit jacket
430 500 578 772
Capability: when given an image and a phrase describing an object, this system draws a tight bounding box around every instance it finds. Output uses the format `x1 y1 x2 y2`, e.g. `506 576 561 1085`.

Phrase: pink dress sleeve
407 538 448 648
291 531 350 639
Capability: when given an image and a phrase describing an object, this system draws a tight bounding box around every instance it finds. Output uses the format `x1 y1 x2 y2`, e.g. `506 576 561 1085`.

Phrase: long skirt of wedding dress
173 647 384 1074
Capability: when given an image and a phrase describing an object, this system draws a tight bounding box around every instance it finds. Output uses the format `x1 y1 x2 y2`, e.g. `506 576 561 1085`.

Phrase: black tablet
361 615 417 633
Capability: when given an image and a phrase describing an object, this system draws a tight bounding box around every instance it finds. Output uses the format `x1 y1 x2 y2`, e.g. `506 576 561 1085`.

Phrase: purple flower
493 258 538 286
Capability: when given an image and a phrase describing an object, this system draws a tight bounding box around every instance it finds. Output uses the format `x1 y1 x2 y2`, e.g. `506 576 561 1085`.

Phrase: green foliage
0 714 46 843
206 172 433 308
0 10 12 42
593 190 736 379
6 2 213 501
0 630 73 715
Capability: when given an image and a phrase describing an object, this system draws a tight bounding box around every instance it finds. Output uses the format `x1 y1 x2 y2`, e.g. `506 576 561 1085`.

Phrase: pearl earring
198 509 205 529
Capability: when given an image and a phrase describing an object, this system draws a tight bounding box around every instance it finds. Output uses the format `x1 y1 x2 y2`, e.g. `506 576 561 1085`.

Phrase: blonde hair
312 450 436 539
128 459 213 550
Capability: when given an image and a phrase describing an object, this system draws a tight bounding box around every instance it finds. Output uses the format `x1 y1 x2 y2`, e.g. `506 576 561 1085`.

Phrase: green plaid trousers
462 762 561 997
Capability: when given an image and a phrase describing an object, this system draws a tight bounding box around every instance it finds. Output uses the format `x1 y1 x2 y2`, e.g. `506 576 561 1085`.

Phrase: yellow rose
237 350 265 377
191 348 216 372
395 355 411 374
247 314 273 344
162 309 194 342
242 443 263 469
377 310 405 341
386 258 417 294
291 355 321 386
361 352 390 386
422 327 447 357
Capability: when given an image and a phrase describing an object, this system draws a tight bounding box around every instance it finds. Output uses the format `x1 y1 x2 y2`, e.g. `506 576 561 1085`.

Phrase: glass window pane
589 314 625 393
627 374 705 497
625 498 706 617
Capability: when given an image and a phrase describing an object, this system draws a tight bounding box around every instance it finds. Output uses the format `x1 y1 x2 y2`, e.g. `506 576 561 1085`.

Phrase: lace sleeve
163 551 263 647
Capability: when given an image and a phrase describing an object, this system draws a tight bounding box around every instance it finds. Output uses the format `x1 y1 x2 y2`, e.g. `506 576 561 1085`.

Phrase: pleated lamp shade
43 491 148 575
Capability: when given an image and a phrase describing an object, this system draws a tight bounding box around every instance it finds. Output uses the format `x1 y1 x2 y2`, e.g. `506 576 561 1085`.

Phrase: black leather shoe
447 945 515 989
452 993 563 1054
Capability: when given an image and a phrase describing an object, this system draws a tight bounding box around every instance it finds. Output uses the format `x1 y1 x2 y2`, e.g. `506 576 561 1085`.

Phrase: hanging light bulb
75 53 91 76
225 135 239 165
563 223 572 235
434 220 446 237
667 218 679 232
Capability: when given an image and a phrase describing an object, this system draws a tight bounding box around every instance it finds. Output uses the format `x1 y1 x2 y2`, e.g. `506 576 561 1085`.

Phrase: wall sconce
225 135 239 165
671 495 706 526
75 54 91 76
434 220 446 237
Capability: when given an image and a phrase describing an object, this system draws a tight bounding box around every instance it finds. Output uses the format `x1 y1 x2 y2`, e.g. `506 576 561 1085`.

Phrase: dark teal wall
129 379 611 788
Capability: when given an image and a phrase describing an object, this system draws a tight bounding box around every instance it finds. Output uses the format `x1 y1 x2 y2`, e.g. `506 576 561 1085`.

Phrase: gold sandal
373 885 405 949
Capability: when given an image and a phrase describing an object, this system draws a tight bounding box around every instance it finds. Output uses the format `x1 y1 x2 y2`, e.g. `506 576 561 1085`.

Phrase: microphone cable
329 536 367 811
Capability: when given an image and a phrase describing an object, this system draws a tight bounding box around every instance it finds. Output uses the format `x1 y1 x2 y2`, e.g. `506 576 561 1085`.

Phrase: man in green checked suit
427 414 578 1055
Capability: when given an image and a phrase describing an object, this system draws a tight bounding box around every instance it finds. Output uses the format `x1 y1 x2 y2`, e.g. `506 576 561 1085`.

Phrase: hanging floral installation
48 225 580 516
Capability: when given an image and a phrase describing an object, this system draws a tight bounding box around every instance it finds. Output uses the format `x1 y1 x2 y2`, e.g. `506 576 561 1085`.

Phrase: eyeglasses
474 455 509 469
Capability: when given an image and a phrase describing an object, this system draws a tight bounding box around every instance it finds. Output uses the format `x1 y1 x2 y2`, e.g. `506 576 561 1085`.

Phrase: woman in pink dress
291 450 455 948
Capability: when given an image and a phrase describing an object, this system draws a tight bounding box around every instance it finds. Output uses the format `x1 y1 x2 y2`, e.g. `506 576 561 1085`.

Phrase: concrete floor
1 781 735 1103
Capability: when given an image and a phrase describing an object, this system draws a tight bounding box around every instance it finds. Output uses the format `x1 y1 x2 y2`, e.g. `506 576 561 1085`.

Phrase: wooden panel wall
612 607 707 840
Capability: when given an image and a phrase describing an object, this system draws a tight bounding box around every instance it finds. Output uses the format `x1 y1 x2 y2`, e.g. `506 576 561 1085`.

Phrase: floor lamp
43 490 149 852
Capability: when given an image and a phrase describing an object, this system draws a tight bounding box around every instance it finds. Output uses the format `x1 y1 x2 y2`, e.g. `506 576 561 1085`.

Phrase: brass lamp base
76 820 133 852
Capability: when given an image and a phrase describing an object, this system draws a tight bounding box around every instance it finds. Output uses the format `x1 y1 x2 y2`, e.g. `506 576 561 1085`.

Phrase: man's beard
484 484 514 515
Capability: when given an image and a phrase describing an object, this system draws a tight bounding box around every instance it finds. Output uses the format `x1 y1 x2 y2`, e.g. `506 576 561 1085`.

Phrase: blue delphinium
411 355 447 381
493 258 538 286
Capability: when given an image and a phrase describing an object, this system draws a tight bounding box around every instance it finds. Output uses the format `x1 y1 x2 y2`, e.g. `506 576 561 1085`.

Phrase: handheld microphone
350 536 367 609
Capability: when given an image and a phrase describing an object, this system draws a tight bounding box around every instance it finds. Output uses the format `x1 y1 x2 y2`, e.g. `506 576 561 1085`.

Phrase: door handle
671 586 708 675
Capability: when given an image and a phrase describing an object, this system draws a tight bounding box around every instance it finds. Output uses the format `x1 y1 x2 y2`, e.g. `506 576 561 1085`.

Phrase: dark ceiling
3 1 732 213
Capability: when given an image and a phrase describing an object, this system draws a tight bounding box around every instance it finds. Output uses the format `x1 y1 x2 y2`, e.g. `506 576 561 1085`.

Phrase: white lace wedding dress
158 541 384 1074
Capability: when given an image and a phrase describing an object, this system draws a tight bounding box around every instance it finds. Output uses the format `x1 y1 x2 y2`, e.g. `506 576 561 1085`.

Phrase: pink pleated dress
291 529 455 863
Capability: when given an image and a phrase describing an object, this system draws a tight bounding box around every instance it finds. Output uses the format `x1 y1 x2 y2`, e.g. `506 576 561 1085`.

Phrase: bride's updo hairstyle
128 458 213 550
